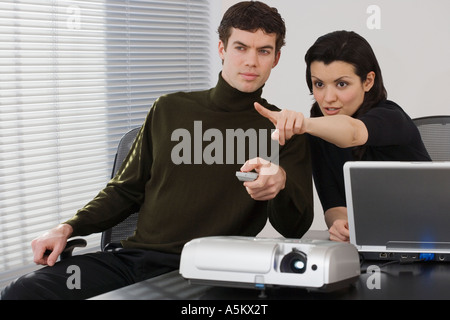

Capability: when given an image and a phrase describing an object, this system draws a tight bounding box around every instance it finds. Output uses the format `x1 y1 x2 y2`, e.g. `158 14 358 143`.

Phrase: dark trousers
1 247 180 300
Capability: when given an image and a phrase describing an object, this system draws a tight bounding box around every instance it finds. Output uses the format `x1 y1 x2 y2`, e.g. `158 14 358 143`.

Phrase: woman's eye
314 81 323 88
337 81 348 88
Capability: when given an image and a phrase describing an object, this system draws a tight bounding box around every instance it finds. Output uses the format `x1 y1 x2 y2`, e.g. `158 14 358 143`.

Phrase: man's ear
272 50 281 68
364 71 376 92
218 40 226 61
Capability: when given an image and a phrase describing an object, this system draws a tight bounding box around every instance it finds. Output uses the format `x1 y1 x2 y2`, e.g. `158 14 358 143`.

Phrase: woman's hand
254 102 306 145
325 207 350 242
328 219 350 242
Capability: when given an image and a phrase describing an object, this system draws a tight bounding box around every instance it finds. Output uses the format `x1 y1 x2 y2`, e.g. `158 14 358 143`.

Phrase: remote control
236 171 259 182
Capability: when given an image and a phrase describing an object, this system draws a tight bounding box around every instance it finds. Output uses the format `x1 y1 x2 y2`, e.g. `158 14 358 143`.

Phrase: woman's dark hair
305 30 387 118
218 1 286 54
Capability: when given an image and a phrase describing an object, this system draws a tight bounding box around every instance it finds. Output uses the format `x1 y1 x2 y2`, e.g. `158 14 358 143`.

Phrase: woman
255 30 431 242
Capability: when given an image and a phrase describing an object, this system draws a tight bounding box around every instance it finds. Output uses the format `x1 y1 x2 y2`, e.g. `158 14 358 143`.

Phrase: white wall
211 0 450 234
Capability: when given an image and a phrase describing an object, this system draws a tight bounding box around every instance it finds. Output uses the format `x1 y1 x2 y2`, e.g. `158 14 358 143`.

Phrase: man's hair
218 1 286 53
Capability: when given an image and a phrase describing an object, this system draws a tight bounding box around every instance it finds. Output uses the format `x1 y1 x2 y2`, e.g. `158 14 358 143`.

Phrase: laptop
344 161 450 262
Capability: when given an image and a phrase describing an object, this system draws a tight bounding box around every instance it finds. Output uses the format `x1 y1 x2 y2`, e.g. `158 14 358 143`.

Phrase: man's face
219 28 281 93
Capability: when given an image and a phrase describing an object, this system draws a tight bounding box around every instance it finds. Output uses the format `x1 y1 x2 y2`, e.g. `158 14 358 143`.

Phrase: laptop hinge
386 241 450 251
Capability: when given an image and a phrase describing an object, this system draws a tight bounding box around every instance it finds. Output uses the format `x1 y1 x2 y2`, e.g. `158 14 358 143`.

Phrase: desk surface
91 262 450 300
91 231 450 300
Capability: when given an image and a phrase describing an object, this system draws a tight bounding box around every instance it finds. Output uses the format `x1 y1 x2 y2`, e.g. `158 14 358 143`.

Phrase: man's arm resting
31 223 74 266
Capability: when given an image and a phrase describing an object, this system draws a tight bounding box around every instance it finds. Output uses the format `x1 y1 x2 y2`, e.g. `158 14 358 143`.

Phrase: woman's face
310 61 375 117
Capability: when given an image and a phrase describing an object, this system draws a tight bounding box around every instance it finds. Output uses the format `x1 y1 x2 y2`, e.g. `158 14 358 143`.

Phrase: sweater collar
209 72 265 112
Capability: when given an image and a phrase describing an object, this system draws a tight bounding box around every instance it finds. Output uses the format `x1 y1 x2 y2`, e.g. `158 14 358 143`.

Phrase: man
1 1 313 300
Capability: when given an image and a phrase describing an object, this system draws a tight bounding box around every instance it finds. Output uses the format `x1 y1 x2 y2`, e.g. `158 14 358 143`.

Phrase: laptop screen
344 162 450 250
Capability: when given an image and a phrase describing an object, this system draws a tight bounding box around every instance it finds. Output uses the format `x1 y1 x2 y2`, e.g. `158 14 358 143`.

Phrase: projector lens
280 249 307 274
293 260 305 270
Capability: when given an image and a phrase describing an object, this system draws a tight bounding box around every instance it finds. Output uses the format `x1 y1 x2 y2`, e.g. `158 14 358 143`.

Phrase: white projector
179 236 360 292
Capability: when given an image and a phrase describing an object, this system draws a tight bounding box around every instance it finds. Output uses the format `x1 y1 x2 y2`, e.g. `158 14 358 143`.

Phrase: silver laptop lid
344 161 450 254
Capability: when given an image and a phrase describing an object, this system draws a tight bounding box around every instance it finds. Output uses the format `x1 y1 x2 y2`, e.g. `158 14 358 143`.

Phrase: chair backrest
413 116 450 161
100 127 141 251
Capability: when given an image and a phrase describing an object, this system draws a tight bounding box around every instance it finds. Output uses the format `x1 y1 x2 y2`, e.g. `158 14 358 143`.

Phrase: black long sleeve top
309 100 431 213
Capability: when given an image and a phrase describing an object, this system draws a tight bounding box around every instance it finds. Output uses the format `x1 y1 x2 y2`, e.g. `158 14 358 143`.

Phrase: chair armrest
60 238 87 260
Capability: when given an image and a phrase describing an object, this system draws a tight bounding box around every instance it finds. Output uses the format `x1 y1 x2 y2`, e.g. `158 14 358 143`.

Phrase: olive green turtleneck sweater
65 74 313 254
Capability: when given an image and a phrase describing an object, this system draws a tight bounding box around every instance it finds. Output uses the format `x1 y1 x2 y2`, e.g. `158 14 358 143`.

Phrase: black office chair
413 116 450 161
61 126 141 258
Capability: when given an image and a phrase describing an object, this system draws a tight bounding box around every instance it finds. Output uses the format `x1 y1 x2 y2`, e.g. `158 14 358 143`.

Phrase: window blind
0 0 211 286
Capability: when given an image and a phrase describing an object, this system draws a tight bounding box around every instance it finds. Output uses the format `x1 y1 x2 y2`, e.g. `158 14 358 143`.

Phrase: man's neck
208 72 264 112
